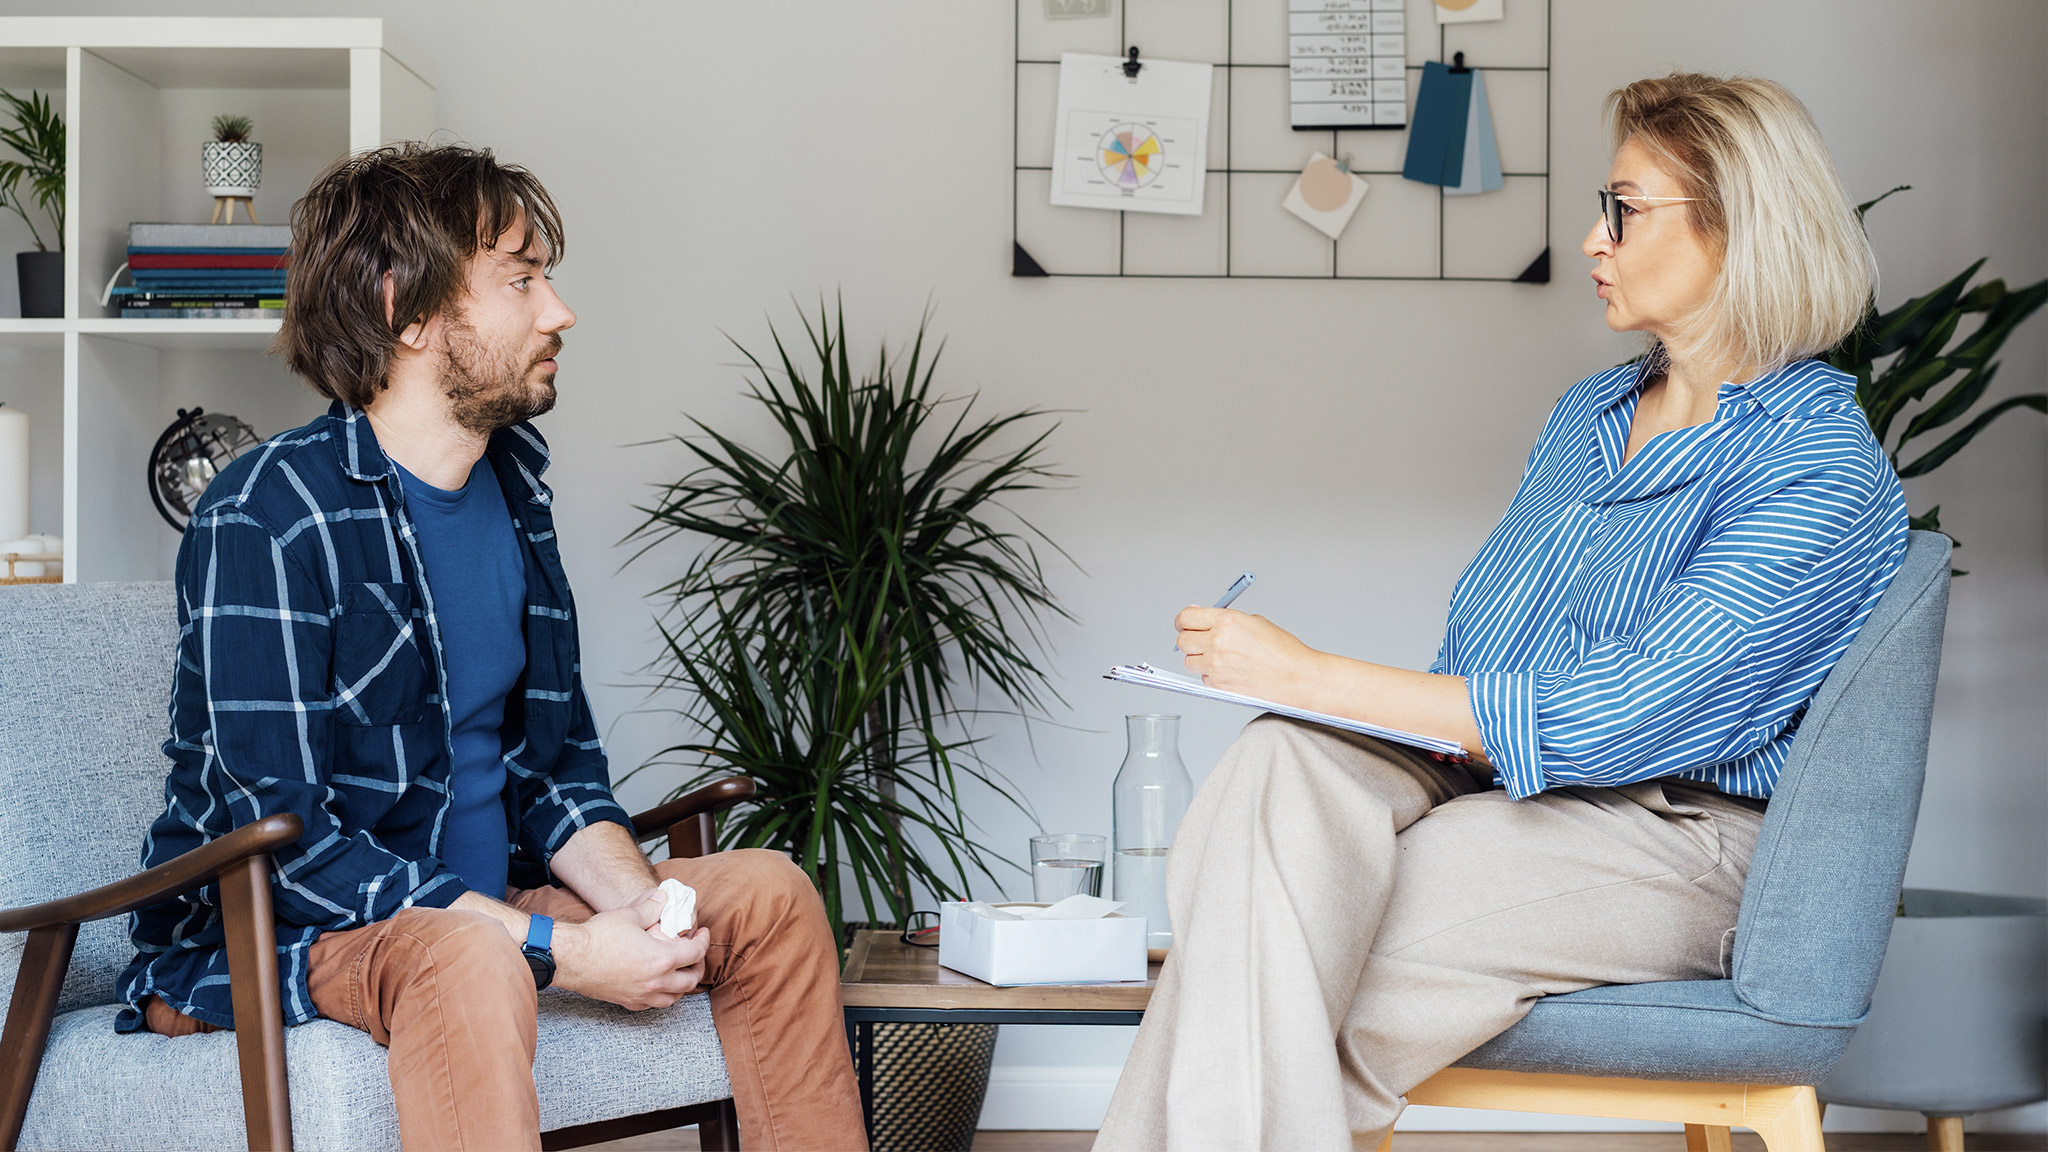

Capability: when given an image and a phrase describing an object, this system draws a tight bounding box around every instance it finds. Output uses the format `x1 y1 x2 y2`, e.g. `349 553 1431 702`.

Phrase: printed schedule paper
1290 0 1409 129
1104 663 1467 758
1051 53 1213 216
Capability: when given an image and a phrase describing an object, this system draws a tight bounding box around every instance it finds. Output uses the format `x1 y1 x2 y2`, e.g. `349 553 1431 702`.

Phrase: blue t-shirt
395 458 527 898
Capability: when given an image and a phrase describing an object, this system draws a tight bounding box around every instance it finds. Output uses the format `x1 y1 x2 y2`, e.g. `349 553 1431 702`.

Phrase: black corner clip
1123 46 1142 78
1448 51 1471 73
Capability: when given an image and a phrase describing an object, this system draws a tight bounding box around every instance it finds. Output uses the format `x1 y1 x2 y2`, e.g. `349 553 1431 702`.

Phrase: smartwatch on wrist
522 913 556 990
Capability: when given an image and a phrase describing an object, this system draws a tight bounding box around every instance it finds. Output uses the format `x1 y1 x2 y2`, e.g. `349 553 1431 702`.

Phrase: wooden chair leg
1686 1124 1734 1152
697 1096 740 1151
220 854 293 1151
1926 1114 1965 1151
0 923 77 1152
1749 1085 1824 1152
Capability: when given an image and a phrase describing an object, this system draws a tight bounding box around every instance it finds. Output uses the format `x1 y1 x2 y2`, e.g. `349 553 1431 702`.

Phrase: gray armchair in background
0 581 751 1151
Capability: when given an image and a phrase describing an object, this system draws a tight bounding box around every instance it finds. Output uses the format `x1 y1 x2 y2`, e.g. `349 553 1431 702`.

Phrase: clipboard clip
1123 46 1143 79
1449 51 1471 74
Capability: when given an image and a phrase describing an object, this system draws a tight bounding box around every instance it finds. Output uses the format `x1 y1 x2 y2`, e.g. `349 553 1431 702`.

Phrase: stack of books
115 222 291 319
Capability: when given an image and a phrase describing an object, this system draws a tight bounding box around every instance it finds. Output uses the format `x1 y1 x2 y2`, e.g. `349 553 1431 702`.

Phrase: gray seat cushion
19 991 731 1151
1456 979 1852 1086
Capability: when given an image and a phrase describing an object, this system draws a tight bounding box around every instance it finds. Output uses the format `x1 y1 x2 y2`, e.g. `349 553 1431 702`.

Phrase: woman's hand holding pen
1174 606 1328 706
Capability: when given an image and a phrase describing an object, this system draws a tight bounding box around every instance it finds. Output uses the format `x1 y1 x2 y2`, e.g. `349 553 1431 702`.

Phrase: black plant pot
15 251 62 319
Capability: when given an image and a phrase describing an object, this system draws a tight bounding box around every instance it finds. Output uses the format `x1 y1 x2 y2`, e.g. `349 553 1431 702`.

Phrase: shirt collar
1725 359 1853 419
327 400 554 506
1597 351 1847 420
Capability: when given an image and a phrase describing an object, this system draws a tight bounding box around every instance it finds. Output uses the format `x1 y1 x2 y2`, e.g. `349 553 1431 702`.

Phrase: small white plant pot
202 140 262 198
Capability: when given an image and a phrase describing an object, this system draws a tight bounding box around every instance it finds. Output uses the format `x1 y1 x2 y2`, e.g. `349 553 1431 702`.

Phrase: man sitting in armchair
114 142 866 1152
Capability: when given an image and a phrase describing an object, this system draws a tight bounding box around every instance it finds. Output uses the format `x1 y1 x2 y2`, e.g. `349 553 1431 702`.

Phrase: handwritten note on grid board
1290 0 1409 130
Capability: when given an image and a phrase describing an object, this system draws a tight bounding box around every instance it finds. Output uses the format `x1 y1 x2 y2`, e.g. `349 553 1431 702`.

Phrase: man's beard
441 313 561 436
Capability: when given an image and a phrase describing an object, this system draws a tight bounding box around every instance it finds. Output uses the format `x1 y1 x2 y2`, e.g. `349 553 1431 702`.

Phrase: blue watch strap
525 913 553 953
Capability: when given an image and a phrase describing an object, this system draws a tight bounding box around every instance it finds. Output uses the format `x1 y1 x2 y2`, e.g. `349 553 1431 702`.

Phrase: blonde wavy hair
1607 73 1877 377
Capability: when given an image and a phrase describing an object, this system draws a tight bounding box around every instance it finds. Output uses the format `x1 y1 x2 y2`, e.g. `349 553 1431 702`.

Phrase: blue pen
1212 571 1256 609
1177 572 1255 654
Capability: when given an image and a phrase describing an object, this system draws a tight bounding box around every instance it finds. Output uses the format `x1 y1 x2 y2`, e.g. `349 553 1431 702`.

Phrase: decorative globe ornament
148 408 261 530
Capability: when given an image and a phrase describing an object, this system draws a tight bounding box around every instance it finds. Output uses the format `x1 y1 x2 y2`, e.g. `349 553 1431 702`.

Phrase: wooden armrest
0 814 303 934
629 777 756 843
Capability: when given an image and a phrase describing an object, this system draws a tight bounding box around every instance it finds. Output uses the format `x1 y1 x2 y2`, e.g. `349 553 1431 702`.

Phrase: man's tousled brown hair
275 143 565 408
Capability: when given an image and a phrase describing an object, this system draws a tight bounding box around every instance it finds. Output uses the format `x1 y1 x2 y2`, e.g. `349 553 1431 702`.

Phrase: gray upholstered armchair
1393 529 1955 1151
0 581 752 1151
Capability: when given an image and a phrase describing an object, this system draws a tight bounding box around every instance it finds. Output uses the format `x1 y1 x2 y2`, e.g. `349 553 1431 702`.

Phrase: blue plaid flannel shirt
116 402 633 1031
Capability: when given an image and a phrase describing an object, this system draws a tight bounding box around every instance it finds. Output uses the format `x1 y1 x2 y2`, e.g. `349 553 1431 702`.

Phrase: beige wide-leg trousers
1094 716 1767 1151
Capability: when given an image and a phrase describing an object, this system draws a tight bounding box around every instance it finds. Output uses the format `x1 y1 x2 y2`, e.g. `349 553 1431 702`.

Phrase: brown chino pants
145 848 867 1152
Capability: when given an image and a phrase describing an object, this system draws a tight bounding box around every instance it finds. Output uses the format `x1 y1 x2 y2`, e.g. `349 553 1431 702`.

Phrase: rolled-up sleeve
1467 456 1888 798
516 666 633 861
175 506 468 928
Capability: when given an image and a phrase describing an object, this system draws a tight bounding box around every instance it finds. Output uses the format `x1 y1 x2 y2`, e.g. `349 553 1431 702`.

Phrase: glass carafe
1113 714 1192 952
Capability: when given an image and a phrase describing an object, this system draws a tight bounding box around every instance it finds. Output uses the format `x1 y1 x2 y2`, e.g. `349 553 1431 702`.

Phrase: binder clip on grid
1123 46 1142 79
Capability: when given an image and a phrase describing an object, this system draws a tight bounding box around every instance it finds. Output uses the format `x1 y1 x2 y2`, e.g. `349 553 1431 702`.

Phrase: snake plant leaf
1958 278 2008 314
1946 279 2048 370
1899 362 1998 449
1867 357 1953 448
1855 185 1912 218
1897 394 2048 478
1870 259 1984 360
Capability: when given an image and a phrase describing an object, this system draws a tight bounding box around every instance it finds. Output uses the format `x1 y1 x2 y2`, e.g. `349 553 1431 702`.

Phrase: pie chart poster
1050 53 1212 216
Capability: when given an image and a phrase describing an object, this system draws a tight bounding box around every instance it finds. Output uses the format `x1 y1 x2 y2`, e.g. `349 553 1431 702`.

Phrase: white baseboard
976 1066 2048 1135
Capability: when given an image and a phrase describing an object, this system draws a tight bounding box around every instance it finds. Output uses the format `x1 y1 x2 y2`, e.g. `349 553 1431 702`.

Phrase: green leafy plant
210 114 254 143
625 301 1071 927
0 89 64 253
1826 186 2048 543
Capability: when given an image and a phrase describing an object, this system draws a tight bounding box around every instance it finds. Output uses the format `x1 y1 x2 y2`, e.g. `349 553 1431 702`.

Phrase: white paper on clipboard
1050 52 1212 216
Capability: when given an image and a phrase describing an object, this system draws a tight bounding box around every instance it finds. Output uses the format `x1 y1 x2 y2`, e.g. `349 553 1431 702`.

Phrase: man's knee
392 908 533 996
722 848 823 917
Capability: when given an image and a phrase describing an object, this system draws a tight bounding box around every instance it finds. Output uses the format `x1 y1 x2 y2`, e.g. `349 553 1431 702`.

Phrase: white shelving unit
0 18 433 582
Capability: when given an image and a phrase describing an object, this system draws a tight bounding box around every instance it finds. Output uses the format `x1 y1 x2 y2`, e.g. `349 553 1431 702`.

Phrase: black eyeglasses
1598 188 1701 243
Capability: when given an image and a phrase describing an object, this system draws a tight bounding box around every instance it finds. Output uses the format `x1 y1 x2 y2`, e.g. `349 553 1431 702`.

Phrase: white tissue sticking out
657 878 697 938
962 895 1125 921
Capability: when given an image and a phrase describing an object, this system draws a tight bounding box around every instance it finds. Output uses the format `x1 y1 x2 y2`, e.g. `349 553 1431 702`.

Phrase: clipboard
1105 662 1469 760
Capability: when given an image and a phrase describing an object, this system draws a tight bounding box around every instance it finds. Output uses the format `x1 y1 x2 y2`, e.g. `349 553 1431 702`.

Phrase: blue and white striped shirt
1431 358 1908 801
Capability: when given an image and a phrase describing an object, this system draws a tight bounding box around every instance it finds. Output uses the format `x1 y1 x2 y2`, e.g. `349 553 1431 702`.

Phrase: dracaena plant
1825 186 2047 555
0 89 64 253
623 301 1071 927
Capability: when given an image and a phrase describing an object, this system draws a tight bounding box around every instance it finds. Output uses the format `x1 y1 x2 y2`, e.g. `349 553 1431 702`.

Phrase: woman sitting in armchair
1095 72 1908 1151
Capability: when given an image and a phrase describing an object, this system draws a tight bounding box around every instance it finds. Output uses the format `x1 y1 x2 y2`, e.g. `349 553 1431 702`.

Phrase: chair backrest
1730 530 1951 1025
0 582 180 1023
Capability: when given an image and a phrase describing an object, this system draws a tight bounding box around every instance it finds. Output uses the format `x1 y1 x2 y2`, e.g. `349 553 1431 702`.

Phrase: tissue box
937 902 1149 986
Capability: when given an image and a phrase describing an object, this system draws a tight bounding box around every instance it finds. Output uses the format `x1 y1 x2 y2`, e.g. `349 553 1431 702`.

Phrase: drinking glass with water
1030 833 1107 902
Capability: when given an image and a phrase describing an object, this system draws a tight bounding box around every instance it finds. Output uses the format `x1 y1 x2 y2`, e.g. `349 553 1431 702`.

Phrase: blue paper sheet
1446 69 1503 196
1402 61 1472 187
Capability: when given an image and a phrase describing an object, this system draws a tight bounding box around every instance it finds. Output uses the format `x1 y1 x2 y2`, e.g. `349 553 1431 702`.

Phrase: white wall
19 0 2043 1136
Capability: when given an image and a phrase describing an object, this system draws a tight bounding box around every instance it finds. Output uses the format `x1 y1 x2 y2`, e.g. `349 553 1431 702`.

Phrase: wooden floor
585 1128 2041 1150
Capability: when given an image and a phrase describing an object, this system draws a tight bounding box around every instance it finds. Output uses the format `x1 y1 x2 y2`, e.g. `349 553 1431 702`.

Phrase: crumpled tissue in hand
657 877 698 938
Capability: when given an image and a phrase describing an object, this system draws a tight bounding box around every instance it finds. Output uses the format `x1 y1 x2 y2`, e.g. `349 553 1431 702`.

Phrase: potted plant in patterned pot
202 114 261 213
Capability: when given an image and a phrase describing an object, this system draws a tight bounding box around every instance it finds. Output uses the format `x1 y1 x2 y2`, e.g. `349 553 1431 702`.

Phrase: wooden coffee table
840 930 1160 1131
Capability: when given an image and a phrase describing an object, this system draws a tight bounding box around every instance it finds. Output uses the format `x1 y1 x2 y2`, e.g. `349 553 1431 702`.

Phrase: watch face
524 947 556 990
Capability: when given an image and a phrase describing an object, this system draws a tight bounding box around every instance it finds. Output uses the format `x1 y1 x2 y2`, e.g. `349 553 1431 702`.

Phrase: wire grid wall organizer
1013 0 1552 282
